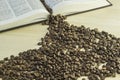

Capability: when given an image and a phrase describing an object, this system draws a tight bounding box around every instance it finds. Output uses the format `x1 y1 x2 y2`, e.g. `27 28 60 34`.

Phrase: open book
0 0 111 31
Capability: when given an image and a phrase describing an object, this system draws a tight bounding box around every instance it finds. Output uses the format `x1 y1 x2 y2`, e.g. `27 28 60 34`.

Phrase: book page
0 0 14 21
7 0 47 16
0 0 49 25
44 0 90 8
45 0 110 8
27 0 47 10
45 0 111 15
44 0 63 8
0 0 48 22
7 0 32 16
0 0 49 31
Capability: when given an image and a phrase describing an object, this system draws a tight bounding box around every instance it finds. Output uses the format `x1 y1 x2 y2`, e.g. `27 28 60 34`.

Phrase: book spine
40 0 53 14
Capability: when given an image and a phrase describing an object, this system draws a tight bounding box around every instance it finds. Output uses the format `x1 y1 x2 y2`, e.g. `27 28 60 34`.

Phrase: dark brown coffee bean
117 70 120 74
0 15 120 80
3 57 9 61
88 74 100 80
82 78 86 80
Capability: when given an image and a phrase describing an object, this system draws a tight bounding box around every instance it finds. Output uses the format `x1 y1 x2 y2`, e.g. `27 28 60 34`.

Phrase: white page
7 0 32 16
44 0 111 15
7 0 48 16
0 0 49 31
45 0 97 8
45 0 63 8
27 0 47 10
0 0 14 21
0 0 48 22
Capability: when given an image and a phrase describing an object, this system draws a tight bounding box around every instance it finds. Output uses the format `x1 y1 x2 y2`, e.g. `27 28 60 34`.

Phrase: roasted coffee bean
0 15 120 80
88 74 100 80
3 57 8 61
82 78 86 80
117 70 120 74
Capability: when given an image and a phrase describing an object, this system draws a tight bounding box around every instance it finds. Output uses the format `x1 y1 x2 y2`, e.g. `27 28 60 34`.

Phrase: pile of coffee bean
0 15 120 80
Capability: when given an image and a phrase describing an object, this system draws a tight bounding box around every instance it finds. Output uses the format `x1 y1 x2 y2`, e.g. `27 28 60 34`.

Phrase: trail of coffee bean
0 15 120 80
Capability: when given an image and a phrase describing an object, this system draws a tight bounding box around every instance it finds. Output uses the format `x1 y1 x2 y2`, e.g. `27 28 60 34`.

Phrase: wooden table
0 0 120 80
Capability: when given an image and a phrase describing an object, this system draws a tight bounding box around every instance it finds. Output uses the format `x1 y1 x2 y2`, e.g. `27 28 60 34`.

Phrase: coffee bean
3 57 9 61
82 78 86 80
88 74 100 80
0 15 120 80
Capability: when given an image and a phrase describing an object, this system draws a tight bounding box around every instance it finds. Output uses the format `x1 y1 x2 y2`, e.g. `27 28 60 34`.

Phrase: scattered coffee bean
0 15 120 80
82 78 86 80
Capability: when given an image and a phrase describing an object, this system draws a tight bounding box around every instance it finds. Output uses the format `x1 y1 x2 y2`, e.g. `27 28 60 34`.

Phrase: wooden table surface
0 0 120 80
